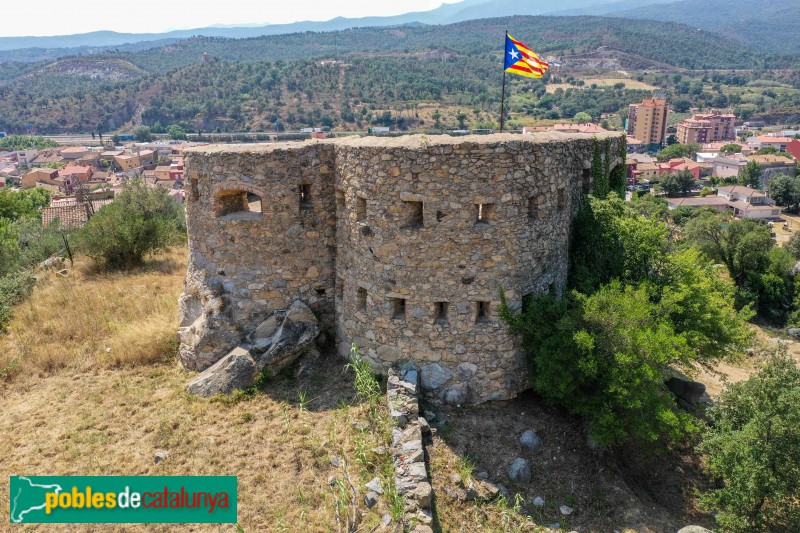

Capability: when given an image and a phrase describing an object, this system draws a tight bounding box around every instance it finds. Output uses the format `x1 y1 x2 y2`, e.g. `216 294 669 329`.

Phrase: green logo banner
9 476 237 523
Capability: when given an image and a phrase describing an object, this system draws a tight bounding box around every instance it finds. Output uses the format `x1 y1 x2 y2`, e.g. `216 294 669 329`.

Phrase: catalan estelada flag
504 33 550 78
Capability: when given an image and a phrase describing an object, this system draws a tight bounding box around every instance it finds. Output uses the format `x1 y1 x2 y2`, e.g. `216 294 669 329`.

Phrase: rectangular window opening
247 192 263 213
392 297 406 320
476 301 490 323
403 201 424 229
357 287 367 312
299 184 312 210
475 203 495 224
189 178 199 202
435 302 449 324
521 293 534 313
582 168 592 192
528 197 538 220
356 196 367 222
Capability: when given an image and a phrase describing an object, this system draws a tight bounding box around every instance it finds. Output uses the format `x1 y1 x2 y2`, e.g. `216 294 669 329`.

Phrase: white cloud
2 0 464 37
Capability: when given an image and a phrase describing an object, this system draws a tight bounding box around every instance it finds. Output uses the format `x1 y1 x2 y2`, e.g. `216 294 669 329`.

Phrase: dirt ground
427 392 714 533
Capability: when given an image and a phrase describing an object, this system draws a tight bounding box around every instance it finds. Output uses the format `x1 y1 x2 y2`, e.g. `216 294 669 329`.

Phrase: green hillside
0 15 797 134
613 0 800 53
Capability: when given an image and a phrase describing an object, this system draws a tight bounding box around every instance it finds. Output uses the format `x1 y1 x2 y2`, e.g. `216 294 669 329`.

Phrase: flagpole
500 30 507 133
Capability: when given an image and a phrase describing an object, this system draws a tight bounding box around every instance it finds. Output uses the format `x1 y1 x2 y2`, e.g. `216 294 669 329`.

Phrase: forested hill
0 15 797 134
80 16 793 73
608 0 800 53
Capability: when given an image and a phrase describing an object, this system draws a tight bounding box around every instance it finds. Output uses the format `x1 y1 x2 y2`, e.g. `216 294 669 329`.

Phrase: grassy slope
0 245 793 531
0 248 396 531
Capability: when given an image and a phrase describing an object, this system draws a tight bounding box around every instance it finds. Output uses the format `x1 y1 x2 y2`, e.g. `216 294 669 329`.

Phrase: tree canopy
656 143 701 161
658 169 696 197
701 354 800 532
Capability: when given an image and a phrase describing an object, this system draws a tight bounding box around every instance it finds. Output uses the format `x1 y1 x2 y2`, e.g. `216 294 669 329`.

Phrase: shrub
0 271 36 331
77 178 185 268
700 354 800 532
501 250 750 447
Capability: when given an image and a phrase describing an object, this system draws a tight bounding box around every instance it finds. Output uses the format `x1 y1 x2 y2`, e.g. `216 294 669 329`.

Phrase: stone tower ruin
179 133 626 404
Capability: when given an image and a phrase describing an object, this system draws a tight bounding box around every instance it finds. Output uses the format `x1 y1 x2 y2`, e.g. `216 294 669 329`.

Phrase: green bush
700 354 800 532
0 271 36 331
77 178 185 268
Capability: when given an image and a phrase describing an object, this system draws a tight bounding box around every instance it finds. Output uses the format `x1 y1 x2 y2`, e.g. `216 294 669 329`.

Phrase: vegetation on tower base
501 195 752 448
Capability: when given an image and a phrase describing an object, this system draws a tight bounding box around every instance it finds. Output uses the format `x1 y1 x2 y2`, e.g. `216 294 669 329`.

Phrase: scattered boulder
520 429 542 452
364 491 379 509
413 482 433 508
186 300 319 397
474 479 500 501
666 376 707 405
559 504 573 515
508 458 531 483
677 527 713 533
365 477 384 495
533 496 545 507
186 345 258 397
39 256 65 270
787 328 800 339
153 452 167 464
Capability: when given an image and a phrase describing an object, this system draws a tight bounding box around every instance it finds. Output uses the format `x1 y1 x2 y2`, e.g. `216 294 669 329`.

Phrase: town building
676 111 736 144
58 165 94 182
20 168 59 189
666 186 780 220
625 136 645 154
626 98 669 146
747 135 794 153
787 139 800 160
59 146 88 160
114 154 142 171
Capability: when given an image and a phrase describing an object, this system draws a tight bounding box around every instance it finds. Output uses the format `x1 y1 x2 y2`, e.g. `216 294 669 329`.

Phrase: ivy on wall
591 137 627 199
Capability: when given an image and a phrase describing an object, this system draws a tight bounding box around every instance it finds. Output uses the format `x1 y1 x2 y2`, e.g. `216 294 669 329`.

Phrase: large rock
508 458 531 483
666 376 707 405
186 300 319 397
258 300 320 377
186 345 258 397
520 429 542 452
420 363 453 391
677 527 713 533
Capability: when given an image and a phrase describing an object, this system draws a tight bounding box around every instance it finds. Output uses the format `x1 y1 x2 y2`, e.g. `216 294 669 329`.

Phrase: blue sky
3 0 464 37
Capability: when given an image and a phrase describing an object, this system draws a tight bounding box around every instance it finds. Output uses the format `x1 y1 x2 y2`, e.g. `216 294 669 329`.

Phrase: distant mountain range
2 0 797 61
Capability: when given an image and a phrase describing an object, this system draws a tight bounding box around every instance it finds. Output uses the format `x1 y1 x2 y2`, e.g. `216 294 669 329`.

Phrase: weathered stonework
180 133 625 403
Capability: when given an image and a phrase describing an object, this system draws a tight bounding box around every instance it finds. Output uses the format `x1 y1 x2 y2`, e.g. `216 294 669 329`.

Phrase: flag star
509 49 519 60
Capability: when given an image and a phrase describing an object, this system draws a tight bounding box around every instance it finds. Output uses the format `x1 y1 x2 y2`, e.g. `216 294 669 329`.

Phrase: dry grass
0 247 398 531
0 360 396 532
0 247 186 381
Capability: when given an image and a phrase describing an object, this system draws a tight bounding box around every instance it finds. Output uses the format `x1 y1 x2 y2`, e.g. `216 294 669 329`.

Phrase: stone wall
180 143 337 370
180 133 625 400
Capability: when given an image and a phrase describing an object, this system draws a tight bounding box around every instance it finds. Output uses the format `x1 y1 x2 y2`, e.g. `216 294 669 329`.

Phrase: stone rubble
185 300 319 397
388 366 433 532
